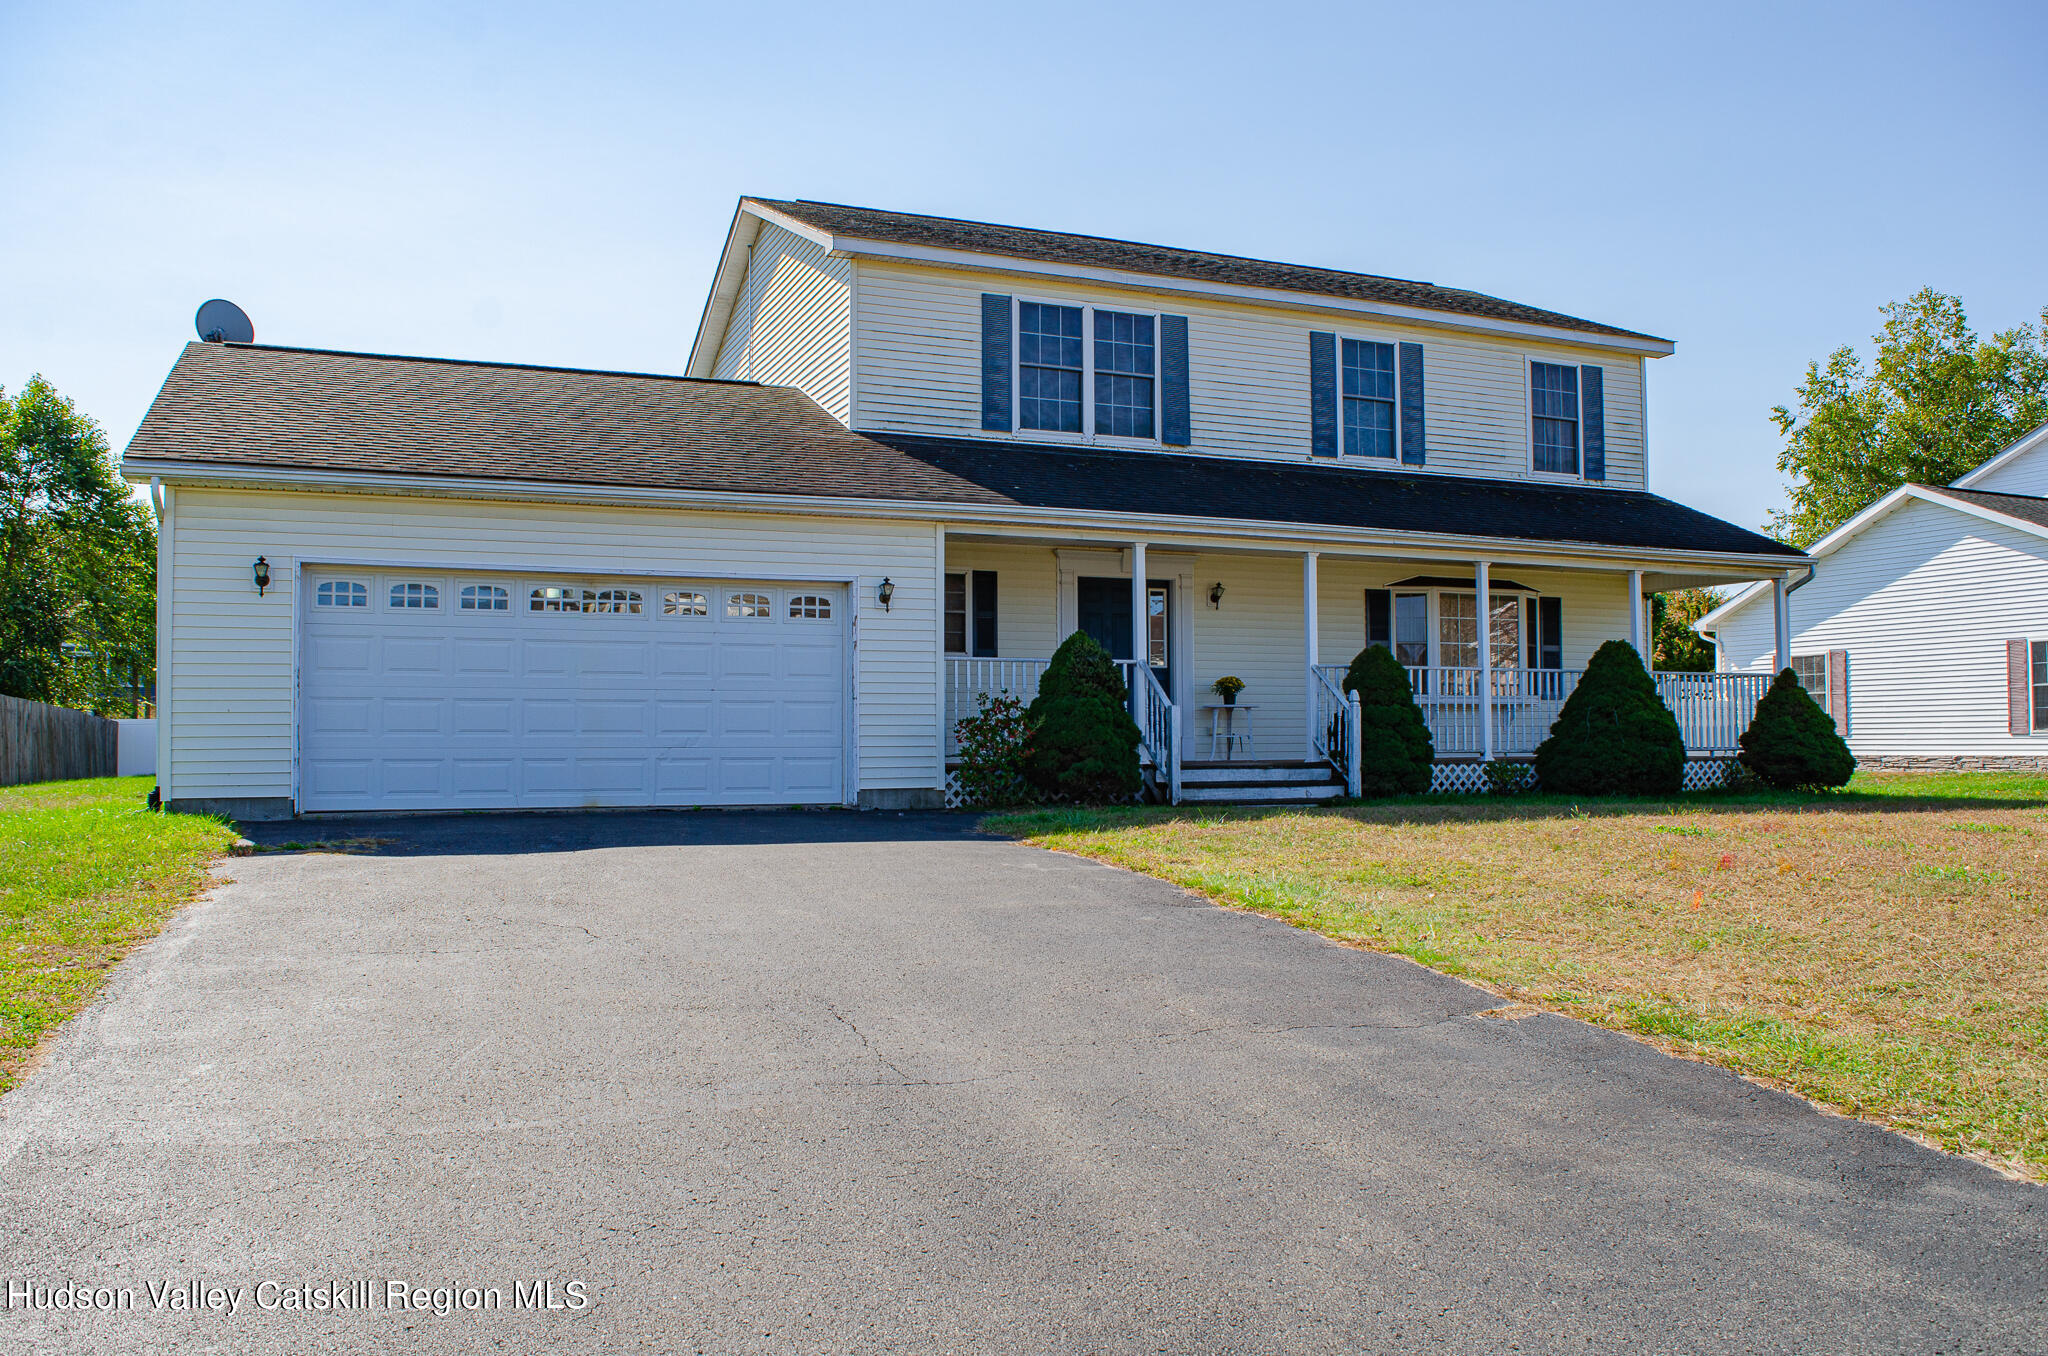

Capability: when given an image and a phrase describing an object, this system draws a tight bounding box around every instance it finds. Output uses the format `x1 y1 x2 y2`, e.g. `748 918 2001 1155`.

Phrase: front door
1077 577 1172 697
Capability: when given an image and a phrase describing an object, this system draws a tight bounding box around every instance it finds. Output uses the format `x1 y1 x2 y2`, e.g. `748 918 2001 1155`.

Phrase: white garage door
300 569 847 811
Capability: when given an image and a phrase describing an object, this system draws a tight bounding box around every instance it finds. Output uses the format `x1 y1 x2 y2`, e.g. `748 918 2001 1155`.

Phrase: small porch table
1199 703 1257 760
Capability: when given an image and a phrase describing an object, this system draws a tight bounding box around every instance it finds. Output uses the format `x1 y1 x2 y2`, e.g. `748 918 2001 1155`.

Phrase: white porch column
1130 541 1147 731
1772 575 1791 673
1628 568 1646 665
1476 559 1493 762
1303 551 1320 759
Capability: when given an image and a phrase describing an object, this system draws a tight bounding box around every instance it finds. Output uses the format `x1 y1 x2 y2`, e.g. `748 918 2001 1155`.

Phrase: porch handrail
944 657 1051 758
1136 662 1178 802
1310 665 1362 797
1655 670 1770 754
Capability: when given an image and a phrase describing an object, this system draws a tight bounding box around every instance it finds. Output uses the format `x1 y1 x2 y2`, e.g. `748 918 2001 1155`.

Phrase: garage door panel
302 572 844 811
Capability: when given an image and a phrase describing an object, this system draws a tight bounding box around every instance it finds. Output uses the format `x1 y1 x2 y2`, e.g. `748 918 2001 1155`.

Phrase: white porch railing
1135 663 1179 802
1310 665 1364 797
944 658 1051 757
1311 663 1766 757
1655 671 1772 754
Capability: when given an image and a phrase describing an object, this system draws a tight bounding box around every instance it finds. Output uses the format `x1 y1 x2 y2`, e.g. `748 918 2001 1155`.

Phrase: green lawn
0 777 239 1093
989 769 2048 1178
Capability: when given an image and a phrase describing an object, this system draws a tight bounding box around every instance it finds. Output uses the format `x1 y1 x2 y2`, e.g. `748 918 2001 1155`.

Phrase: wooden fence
0 694 119 787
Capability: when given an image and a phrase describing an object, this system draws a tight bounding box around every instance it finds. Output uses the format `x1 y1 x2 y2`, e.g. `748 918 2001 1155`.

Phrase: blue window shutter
981 294 1012 431
1581 364 1605 481
1161 314 1191 445
1309 331 1337 457
1398 342 1426 466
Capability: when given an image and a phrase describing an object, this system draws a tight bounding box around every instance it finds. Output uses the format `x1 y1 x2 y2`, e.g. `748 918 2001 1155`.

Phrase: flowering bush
953 691 1039 808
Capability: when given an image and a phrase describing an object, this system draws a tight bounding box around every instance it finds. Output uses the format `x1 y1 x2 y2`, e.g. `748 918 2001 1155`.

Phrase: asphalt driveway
1 810 2041 1353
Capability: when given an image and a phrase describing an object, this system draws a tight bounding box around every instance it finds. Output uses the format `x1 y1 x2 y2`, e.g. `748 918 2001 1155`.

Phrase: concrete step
1180 762 1337 785
1178 782 1347 804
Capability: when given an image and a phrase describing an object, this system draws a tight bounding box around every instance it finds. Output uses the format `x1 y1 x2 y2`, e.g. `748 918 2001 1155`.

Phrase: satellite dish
194 299 254 344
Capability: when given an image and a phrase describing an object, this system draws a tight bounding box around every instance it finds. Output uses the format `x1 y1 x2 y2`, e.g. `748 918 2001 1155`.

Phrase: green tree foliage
1022 631 1142 803
1650 588 1721 672
1341 644 1433 795
1533 640 1685 795
1738 669 1856 790
1771 290 2048 546
1 377 156 712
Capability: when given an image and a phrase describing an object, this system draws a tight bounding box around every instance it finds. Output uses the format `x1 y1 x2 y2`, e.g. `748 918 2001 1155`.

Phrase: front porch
940 533 1794 802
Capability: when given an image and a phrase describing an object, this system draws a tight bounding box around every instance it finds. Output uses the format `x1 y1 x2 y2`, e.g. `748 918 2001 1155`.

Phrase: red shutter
2008 639 2031 736
1826 649 1849 735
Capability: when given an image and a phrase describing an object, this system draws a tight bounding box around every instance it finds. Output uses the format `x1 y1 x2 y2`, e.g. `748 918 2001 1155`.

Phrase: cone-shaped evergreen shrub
1738 668 1856 790
1533 640 1685 795
1023 631 1142 803
1341 644 1434 795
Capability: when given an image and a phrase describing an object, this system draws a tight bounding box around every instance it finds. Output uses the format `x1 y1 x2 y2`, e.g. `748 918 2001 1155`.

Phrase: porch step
1180 761 1335 785
1175 760 1347 805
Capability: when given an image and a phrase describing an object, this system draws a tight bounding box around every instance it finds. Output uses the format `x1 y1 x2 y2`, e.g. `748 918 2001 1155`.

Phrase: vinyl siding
1962 441 2048 496
163 489 940 803
711 222 852 423
853 260 1648 489
1710 495 2048 756
943 543 1636 758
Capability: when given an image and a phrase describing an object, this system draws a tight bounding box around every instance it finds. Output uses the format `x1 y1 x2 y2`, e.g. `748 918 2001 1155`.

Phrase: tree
1340 644 1433 795
1770 290 2048 546
1650 588 1721 672
1738 669 1856 791
1 377 157 712
1533 640 1685 795
1022 632 1142 803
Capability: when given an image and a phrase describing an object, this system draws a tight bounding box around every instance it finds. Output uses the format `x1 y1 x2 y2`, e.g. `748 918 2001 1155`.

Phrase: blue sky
4 0 2043 527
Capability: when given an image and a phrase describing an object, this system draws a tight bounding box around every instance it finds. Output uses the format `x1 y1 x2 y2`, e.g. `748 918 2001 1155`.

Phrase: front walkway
3 811 2039 1353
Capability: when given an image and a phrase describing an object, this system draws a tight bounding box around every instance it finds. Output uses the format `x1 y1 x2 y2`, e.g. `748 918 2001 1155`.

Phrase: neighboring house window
2031 642 2048 731
1094 311 1155 439
663 590 707 616
944 573 968 654
530 586 575 612
1531 361 1580 474
389 582 439 609
789 594 832 620
1017 302 1084 433
1792 654 1828 704
726 591 771 618
589 588 642 615
1342 339 1397 459
316 580 367 608
459 584 508 611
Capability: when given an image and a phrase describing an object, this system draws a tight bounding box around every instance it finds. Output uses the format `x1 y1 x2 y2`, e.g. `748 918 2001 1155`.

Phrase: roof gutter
122 456 1806 577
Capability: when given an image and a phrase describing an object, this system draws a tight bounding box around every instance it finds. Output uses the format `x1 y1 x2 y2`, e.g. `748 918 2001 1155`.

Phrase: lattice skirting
1428 757 1742 795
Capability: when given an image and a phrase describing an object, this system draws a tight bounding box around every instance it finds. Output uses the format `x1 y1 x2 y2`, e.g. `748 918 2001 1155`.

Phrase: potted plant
1211 675 1246 706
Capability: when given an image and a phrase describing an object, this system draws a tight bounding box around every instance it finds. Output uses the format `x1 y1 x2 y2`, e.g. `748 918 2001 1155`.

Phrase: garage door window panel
316 580 368 608
727 592 773 619
789 594 833 620
389 582 440 610
460 585 509 612
664 590 708 617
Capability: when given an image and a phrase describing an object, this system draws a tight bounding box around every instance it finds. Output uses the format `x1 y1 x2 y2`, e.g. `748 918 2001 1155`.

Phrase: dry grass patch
0 776 239 1092
989 772 2048 1177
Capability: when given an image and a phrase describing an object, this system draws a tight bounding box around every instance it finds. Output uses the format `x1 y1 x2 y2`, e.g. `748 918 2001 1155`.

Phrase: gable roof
125 342 1796 566
1950 418 2048 490
739 198 1669 346
1696 482 2048 630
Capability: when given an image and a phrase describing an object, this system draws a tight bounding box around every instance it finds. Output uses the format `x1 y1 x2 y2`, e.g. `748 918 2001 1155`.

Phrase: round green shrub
1023 631 1142 803
1533 639 1685 795
1738 668 1856 790
1341 644 1434 795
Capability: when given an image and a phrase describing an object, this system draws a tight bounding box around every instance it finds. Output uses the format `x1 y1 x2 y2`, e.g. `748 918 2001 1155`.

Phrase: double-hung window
944 571 998 657
1342 339 1397 459
1531 361 1580 474
1015 300 1158 441
2033 642 2048 732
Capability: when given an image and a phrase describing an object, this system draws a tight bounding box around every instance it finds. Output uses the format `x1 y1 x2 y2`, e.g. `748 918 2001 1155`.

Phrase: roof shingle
753 198 1666 344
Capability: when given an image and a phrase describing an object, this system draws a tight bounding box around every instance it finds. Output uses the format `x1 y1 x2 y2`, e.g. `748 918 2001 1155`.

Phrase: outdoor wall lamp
253 556 271 597
877 576 894 611
1209 582 1225 609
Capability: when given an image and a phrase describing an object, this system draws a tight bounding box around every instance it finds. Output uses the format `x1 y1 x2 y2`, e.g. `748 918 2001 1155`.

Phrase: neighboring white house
124 198 1805 817
1698 420 2048 769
